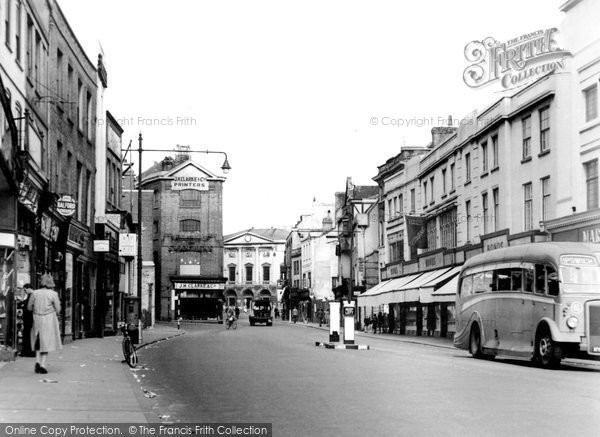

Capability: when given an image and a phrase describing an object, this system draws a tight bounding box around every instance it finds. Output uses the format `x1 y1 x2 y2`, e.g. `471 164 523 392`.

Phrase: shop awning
397 267 453 303
430 275 460 303
357 272 424 307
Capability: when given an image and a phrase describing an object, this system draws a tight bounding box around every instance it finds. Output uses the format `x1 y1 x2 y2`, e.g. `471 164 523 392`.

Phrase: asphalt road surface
136 320 600 437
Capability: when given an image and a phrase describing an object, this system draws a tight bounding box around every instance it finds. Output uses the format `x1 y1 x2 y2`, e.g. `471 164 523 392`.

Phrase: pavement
0 324 185 423
0 319 452 423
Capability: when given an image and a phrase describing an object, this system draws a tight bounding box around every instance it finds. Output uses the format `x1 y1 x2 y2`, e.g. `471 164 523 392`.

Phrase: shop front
544 209 600 244
172 279 226 320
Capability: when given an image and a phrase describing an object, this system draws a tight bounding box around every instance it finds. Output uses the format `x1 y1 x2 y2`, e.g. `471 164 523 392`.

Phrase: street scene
2 0 600 436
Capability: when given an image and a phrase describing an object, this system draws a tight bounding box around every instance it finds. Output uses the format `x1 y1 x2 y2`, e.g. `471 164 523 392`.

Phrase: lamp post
122 137 232 339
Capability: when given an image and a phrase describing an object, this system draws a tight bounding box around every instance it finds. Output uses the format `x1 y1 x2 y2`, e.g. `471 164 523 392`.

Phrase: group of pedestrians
364 311 386 334
20 273 62 374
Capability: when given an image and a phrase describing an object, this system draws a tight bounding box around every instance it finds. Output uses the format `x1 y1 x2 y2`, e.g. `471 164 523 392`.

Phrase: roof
462 242 600 271
224 228 290 242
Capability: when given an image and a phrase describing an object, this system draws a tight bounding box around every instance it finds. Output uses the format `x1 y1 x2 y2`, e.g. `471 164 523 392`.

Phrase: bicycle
226 315 237 330
120 323 138 368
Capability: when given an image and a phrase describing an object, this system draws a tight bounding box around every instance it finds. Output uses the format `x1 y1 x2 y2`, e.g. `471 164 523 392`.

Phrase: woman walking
28 274 62 374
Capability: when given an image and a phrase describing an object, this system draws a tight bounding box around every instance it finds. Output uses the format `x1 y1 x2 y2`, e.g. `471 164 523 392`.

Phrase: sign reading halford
56 195 77 217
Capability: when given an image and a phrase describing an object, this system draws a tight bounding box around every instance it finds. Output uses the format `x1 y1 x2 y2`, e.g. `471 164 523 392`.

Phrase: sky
57 0 566 235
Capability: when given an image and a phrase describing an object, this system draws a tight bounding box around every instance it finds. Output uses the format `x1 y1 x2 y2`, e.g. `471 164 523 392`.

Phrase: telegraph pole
137 133 143 338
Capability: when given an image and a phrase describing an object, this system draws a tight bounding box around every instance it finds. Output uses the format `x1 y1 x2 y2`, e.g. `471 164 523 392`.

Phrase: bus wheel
536 327 562 369
469 324 484 359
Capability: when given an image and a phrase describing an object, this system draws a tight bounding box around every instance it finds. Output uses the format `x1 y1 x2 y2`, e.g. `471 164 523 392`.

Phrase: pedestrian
20 284 35 357
371 314 378 334
28 273 62 374
316 308 324 327
274 307 280 319
235 306 240 319
363 316 370 333
377 311 385 334
177 316 182 330
292 307 298 323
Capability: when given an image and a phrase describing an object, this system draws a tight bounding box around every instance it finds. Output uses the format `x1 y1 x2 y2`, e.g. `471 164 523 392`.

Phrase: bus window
547 266 559 296
495 268 512 291
535 264 546 294
523 268 534 292
510 269 523 291
460 275 473 296
473 272 488 293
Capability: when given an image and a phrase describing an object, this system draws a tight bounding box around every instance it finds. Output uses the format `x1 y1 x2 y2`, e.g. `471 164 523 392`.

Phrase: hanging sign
56 195 77 217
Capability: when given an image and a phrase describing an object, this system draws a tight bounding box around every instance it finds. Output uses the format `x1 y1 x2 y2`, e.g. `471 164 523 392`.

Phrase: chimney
431 125 457 148
161 156 175 171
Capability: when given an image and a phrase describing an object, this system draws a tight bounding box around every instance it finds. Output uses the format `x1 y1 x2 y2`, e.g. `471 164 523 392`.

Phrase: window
86 170 92 226
522 115 531 159
67 65 73 118
26 15 32 76
153 190 159 208
393 197 398 216
180 189 201 207
389 240 404 263
465 200 471 242
423 181 427 205
263 265 271 282
481 142 488 172
5 0 12 47
465 153 471 182
524 182 533 231
245 265 253 282
228 266 236 282
584 85 598 122
426 217 437 250
541 177 550 221
15 1 21 62
585 159 599 210
56 50 63 99
77 80 84 130
442 168 447 194
307 271 311 288
450 163 456 191
492 188 499 231
387 199 393 219
66 151 72 194
398 193 403 214
179 219 201 232
34 31 40 84
429 176 434 203
410 189 415 212
491 135 498 168
56 141 62 192
539 107 550 153
86 91 93 140
482 192 489 234
153 221 158 234
440 207 457 249
76 162 83 221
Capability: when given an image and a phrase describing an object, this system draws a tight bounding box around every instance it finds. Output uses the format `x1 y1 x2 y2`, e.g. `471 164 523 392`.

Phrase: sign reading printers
463 28 570 90
171 176 208 190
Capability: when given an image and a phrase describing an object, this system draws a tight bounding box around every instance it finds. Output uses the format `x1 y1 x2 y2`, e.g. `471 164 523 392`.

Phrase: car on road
249 299 273 326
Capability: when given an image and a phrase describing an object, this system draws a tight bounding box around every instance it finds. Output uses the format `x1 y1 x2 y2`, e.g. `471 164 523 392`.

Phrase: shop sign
174 282 224 290
93 240 110 252
483 234 508 252
118 233 137 257
67 224 86 247
40 214 53 241
18 180 40 214
406 215 427 248
419 252 443 270
17 235 32 249
171 176 208 191
580 226 600 244
56 195 77 217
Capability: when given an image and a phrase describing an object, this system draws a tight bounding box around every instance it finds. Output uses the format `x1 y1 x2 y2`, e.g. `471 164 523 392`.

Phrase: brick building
137 153 227 321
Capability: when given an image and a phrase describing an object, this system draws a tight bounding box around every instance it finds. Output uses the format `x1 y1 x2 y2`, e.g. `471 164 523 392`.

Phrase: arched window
179 219 201 232
180 189 201 207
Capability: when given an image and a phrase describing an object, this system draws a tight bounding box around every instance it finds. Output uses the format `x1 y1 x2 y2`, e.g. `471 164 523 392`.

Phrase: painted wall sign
174 282 225 290
171 176 208 191
483 234 508 252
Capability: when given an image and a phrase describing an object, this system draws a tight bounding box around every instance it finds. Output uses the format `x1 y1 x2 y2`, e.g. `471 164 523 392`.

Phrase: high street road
136 318 600 437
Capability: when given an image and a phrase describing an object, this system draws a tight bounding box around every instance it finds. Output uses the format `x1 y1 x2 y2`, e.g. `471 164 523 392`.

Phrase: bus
453 242 600 368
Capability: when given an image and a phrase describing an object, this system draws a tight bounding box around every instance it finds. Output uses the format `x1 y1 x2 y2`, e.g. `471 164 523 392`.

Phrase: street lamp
122 136 232 339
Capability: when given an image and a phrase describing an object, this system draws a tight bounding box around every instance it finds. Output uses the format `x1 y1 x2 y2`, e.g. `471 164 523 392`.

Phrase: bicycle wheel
123 338 138 368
